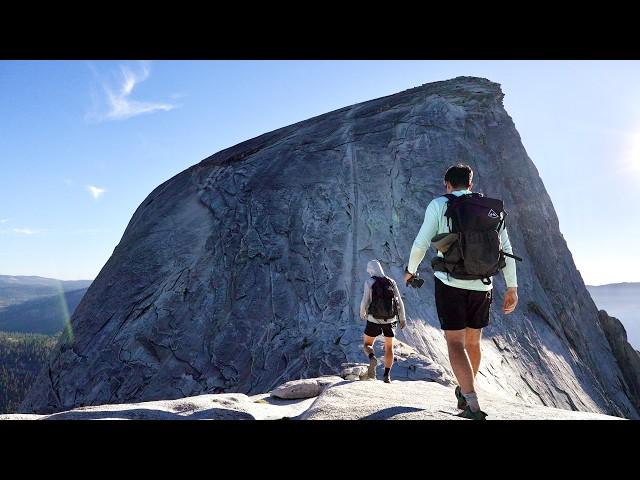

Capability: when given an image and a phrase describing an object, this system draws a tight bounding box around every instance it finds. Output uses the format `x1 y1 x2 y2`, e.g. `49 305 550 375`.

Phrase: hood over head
367 259 385 277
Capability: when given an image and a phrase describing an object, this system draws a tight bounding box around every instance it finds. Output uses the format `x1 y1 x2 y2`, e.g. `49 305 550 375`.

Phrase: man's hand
404 272 414 286
400 320 406 330
360 309 367 321
503 287 518 314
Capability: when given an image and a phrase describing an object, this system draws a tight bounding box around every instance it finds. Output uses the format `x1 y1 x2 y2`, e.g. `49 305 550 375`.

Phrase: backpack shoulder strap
442 194 458 231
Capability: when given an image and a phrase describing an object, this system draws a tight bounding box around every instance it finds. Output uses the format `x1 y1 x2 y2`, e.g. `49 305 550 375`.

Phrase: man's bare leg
363 334 378 379
445 329 482 412
464 327 483 377
445 328 475 385
383 336 394 368
383 336 394 382
363 334 375 357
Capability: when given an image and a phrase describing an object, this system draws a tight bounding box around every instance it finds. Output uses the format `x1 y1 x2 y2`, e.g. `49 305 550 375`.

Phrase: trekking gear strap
501 251 523 262
443 194 457 231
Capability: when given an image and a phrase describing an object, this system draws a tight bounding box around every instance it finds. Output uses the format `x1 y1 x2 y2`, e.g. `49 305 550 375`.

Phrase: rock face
340 363 370 380
598 310 640 413
3 391 316 420
339 339 451 383
298 378 622 420
587 283 640 349
21 76 640 418
5 377 621 420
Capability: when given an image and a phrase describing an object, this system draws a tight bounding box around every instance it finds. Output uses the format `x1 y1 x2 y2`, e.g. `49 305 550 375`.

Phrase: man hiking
404 164 520 420
360 259 407 383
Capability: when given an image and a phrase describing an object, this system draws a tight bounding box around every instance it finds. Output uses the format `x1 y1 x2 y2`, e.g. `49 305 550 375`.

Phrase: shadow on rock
45 407 255 420
359 406 425 420
188 408 255 420
45 408 186 420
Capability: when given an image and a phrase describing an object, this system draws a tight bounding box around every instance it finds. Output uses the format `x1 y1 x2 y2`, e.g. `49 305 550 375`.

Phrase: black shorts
364 320 397 338
434 277 492 330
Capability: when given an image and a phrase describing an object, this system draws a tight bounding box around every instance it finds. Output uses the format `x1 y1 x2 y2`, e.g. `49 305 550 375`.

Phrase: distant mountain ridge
0 275 92 335
0 275 92 309
0 288 89 335
587 282 640 289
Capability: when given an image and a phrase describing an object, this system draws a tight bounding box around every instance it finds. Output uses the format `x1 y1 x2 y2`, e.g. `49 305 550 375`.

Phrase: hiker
404 164 520 420
360 259 406 383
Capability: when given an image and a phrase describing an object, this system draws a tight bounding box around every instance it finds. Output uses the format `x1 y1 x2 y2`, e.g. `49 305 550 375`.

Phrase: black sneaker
455 386 468 410
368 356 378 380
383 373 391 383
456 406 488 420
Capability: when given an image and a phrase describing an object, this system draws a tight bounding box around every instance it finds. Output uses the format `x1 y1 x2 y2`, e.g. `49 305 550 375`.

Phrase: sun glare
629 133 640 171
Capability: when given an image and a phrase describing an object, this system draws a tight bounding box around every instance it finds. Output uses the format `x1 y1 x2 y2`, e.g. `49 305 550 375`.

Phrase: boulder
270 376 343 399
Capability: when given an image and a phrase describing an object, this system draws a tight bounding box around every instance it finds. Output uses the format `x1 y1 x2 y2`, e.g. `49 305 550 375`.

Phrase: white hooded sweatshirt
359 260 406 327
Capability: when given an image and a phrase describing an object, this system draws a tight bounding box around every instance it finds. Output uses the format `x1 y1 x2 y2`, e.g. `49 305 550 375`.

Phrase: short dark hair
444 164 473 188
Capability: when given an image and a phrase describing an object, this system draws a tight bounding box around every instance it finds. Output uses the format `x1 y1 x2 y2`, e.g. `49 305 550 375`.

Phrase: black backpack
368 276 398 320
431 193 521 285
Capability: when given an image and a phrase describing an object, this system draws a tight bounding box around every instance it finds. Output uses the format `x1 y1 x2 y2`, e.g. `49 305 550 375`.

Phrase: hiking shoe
456 406 488 420
368 356 378 380
455 386 468 410
383 373 391 383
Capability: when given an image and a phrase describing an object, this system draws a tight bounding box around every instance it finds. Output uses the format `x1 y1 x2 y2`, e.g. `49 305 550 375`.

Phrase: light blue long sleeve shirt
407 189 518 292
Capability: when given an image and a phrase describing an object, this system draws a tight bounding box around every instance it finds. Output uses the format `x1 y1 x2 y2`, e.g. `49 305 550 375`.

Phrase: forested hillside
0 332 57 413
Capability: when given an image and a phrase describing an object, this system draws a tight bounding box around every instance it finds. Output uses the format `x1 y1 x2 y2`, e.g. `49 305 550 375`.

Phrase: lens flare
54 280 74 343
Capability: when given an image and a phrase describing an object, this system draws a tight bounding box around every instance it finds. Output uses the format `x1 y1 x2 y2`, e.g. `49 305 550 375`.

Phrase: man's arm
500 222 518 288
405 199 440 281
500 221 518 314
390 279 407 328
360 280 372 320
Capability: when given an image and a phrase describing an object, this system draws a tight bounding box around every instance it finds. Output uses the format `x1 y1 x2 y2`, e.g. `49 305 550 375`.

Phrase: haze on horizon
1 60 639 285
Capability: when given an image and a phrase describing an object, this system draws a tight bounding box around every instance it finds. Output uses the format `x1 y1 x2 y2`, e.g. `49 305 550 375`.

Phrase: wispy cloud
0 218 9 224
87 185 107 199
13 228 37 235
63 178 74 186
87 61 177 122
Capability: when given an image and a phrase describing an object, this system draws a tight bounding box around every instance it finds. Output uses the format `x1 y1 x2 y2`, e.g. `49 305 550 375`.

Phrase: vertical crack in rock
347 140 359 321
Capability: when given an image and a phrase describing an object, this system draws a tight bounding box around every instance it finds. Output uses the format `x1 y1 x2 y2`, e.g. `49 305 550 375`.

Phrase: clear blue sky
1 60 639 285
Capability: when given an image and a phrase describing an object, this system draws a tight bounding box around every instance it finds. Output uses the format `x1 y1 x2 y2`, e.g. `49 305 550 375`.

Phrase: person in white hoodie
359 259 406 383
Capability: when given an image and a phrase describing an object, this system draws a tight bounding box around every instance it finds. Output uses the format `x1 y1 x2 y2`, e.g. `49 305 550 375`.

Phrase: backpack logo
487 209 499 219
